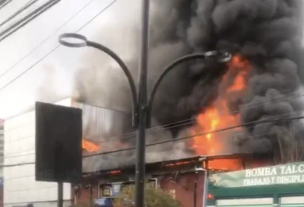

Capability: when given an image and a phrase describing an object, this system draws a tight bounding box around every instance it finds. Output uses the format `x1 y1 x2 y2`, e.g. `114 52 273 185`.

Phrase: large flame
82 139 100 152
191 55 251 170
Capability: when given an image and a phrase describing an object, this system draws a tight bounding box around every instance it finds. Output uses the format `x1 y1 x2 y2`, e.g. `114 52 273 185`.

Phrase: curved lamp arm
59 33 138 127
146 51 231 128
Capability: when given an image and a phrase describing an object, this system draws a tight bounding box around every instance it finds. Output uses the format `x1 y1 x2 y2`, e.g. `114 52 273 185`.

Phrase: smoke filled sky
0 0 140 119
1 0 304 122
2 0 304 170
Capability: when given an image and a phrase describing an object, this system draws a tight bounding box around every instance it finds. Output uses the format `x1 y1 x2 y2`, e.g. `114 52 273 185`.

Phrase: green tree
113 185 182 207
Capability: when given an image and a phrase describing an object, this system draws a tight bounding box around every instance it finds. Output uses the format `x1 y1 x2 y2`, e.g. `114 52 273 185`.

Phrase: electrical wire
0 0 303 167
0 0 302 136
0 0 119 161
0 115 304 168
3 115 304 167
0 161 34 167
0 0 38 28
0 0 12 11
4 90 301 143
5 150 35 158
0 0 118 91
0 0 119 162
82 114 304 158
0 0 61 42
0 0 95 78
4 95 304 159
91 92 304 144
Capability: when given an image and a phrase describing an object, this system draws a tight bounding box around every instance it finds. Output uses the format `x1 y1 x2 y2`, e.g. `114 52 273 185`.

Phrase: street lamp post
59 4 231 207
59 32 230 206
135 1 150 206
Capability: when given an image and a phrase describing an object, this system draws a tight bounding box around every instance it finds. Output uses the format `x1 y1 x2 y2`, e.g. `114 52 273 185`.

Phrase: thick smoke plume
79 0 304 171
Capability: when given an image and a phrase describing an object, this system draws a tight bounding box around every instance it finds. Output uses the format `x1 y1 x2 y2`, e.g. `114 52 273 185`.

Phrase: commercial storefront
75 156 207 207
207 162 304 207
76 154 272 207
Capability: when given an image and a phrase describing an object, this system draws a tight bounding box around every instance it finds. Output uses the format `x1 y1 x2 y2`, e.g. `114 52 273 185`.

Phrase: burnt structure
75 156 206 207
76 0 304 167
74 0 304 205
75 153 274 207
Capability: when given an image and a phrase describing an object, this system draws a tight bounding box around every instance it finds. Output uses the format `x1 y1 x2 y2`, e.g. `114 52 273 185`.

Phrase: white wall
3 98 73 207
0 125 3 177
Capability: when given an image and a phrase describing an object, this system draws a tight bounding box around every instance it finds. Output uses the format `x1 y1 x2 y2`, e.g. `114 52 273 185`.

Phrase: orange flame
107 170 121 175
165 161 191 167
82 139 100 152
207 159 243 171
191 55 251 170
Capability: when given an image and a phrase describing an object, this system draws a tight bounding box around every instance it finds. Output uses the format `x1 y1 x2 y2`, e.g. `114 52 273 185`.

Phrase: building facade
3 98 132 207
0 120 4 207
75 153 277 207
0 121 4 176
74 156 207 207
207 161 304 207
3 99 73 207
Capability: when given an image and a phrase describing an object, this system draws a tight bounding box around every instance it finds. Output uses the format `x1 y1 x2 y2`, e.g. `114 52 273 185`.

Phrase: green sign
218 205 271 207
209 162 304 188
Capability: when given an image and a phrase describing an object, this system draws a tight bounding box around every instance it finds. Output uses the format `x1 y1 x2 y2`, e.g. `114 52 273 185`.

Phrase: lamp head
205 51 231 63
59 33 88 48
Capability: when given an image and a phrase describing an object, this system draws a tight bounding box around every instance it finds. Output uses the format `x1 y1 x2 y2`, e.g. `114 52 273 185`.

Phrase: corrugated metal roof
80 103 133 143
75 103 135 172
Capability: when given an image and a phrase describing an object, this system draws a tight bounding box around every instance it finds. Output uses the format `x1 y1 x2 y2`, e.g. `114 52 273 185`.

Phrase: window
280 196 304 207
99 184 112 198
217 197 273 207
111 183 122 197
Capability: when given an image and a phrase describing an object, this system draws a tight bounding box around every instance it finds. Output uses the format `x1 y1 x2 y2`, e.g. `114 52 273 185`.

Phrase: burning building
76 0 304 169
3 0 304 206
74 0 304 206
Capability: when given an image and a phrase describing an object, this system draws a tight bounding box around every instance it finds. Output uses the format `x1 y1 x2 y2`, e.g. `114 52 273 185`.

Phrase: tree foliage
113 185 182 207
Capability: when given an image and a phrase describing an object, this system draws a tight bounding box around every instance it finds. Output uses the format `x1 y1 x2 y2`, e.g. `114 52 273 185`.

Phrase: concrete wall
3 99 73 207
0 124 4 177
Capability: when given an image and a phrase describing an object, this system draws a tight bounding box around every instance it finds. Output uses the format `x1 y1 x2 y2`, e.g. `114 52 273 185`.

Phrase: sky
2 0 304 121
0 0 141 119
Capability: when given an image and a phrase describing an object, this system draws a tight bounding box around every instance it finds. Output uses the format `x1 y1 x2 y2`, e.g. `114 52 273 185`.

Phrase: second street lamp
59 33 231 207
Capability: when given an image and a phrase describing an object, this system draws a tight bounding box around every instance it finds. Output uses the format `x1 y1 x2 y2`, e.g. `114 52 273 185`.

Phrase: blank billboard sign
35 102 82 183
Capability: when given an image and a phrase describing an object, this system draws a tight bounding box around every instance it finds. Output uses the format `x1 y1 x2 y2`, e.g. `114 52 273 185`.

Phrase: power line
0 0 302 136
0 0 95 78
4 94 304 159
4 92 296 159
0 0 61 42
134 87 304 139
92 92 304 144
0 0 118 91
0 0 12 11
5 90 300 147
0 0 38 28
0 161 34 168
3 109 298 159
82 114 304 158
3 115 304 168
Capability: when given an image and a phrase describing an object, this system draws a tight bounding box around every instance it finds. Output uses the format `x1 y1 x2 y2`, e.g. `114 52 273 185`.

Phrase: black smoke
148 0 304 160
78 0 304 170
